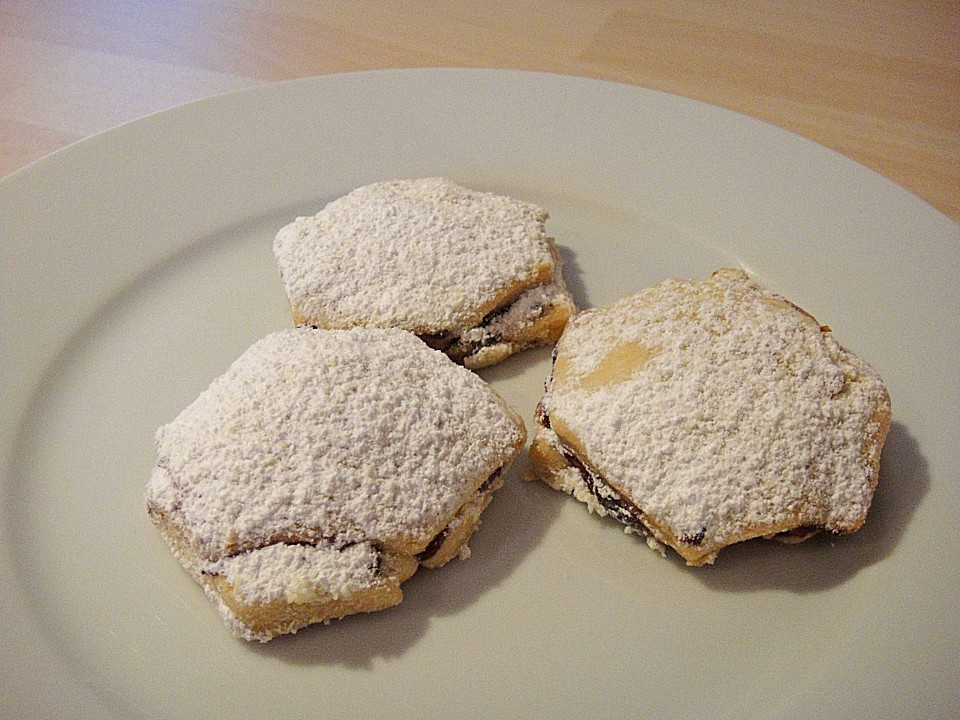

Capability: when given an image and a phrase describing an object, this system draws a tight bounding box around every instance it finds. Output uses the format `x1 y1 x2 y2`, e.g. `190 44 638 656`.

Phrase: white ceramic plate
2 69 958 720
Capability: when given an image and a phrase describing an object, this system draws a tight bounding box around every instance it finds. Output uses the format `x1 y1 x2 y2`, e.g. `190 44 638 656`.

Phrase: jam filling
556 443 647 535
419 330 502 362
557 440 712 548
772 525 824 541
420 332 457 351
418 296 546 363
416 526 451 563
418 301 512 359
416 467 503 562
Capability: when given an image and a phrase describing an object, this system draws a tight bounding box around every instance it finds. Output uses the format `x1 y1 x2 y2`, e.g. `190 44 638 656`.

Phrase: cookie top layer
147 327 526 562
273 178 556 334
543 269 891 560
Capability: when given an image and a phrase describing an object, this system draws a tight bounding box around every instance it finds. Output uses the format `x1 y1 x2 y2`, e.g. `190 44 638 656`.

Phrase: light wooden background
2 0 958 221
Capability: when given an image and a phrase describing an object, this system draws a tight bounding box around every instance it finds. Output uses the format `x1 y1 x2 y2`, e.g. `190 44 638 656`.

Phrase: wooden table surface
2 0 957 221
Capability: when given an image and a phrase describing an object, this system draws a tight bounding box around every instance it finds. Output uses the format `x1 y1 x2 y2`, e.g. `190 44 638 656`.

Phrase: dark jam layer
417 301 514 360
418 297 547 363
556 444 647 536
557 440 716 547
560 443 714 548
416 467 503 562
773 525 823 542
419 330 502 363
419 332 457 352
415 527 450 563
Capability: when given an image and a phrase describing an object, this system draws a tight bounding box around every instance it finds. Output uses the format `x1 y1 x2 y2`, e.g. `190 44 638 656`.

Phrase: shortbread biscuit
147 327 525 640
530 269 891 566
273 178 576 368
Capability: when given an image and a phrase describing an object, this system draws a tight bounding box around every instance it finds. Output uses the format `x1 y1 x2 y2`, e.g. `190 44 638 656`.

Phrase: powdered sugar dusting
273 178 555 333
207 541 379 604
544 269 890 549
148 327 525 562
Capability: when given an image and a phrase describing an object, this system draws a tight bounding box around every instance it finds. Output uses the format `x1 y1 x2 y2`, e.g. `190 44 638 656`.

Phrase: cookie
273 178 576 368
146 327 526 640
529 269 891 565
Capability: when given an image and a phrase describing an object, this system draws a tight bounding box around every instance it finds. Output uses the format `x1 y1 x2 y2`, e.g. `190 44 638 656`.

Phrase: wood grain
2 0 957 220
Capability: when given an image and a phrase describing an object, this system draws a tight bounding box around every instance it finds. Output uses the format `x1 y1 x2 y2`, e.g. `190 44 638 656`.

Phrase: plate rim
2 67 958 720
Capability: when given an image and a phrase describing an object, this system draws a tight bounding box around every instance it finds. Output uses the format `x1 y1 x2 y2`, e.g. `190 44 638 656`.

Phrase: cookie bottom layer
148 466 507 641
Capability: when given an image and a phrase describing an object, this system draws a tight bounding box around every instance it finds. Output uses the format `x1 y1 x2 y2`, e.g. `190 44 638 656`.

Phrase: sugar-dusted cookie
273 178 576 368
529 269 891 566
146 327 525 640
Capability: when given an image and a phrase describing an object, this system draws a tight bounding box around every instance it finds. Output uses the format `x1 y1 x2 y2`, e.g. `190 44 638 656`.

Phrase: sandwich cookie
530 269 891 565
147 327 526 640
273 178 576 368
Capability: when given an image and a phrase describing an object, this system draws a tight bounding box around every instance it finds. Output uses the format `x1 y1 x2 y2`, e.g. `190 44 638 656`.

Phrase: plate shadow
556 243 591 310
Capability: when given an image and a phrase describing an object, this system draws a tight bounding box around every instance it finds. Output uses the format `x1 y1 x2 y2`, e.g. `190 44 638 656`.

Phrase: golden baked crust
530 269 891 565
146 327 525 640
